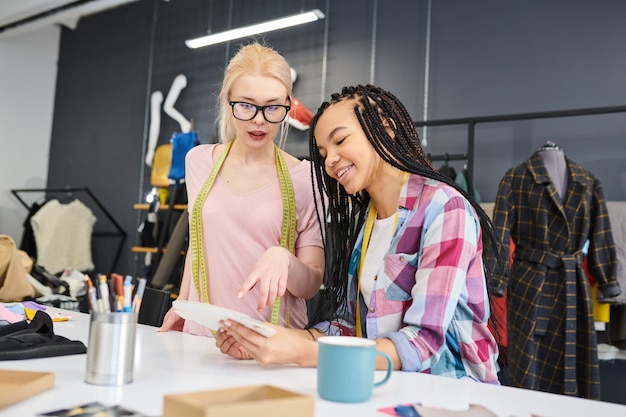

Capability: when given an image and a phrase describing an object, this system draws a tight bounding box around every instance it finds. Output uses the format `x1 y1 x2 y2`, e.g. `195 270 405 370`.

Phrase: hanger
45 186 75 204
537 140 562 151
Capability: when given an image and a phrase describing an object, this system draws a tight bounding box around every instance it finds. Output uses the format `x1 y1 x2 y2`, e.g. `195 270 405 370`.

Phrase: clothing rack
414 104 626 191
10 186 127 273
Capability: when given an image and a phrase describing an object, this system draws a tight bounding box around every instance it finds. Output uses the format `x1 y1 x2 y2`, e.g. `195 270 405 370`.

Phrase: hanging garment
492 151 620 399
168 130 199 182
597 202 626 350
150 143 173 188
601 202 626 303
437 163 456 181
19 201 43 260
30 199 97 275
454 169 482 203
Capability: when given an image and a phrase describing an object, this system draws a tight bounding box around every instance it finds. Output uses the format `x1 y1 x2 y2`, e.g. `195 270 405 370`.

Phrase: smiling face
314 100 385 195
228 74 289 148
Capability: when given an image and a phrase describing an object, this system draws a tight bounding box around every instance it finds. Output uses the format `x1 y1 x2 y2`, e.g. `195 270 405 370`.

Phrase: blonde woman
159 42 324 339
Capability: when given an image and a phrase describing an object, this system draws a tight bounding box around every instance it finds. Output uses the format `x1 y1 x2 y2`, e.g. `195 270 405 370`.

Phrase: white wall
0 26 59 243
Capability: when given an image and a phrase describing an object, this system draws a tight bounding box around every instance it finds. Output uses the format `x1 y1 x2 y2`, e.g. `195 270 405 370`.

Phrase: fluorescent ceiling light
185 9 325 49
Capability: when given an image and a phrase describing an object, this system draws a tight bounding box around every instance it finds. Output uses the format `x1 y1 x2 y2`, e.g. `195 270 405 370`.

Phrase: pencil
111 273 124 312
123 275 133 312
88 287 99 313
84 274 101 313
98 274 111 313
131 278 147 313
92 275 105 313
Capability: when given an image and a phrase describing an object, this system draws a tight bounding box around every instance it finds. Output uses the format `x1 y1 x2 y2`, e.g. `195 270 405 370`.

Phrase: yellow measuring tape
355 172 408 337
189 141 296 326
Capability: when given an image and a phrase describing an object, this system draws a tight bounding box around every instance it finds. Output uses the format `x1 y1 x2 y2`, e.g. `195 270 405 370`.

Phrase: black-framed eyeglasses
229 100 291 123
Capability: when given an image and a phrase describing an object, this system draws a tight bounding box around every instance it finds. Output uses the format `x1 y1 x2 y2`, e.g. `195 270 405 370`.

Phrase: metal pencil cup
85 312 138 386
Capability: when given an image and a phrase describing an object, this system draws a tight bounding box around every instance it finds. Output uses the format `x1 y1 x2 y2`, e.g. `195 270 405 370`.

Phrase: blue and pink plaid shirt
316 174 499 383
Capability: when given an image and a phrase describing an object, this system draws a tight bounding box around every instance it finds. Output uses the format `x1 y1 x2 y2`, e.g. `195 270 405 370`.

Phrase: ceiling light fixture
185 9 325 49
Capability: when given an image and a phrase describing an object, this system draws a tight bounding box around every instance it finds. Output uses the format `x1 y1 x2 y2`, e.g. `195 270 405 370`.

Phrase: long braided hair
307 85 508 345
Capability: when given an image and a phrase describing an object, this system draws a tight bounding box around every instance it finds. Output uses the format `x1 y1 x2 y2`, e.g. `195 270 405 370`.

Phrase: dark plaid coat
492 152 620 399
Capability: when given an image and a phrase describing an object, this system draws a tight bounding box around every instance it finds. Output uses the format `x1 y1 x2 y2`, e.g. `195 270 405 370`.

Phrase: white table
1 309 625 417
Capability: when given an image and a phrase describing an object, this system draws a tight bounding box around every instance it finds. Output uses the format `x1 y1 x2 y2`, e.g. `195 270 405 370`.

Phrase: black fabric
140 218 160 247
30 265 71 295
438 163 457 180
19 201 43 259
0 310 86 360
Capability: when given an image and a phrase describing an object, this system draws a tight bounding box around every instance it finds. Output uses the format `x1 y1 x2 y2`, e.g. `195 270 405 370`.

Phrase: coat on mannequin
492 141 620 399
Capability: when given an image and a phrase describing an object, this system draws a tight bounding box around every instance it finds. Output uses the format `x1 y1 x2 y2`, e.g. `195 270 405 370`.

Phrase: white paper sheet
172 300 275 337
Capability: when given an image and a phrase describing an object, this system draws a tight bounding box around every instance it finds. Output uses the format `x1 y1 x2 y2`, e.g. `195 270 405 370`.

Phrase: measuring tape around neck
355 172 409 337
189 141 296 326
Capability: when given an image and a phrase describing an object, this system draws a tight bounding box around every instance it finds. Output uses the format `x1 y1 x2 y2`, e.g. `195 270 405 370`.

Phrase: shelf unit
131 203 187 254
131 246 186 254
133 203 187 211
132 196 189 289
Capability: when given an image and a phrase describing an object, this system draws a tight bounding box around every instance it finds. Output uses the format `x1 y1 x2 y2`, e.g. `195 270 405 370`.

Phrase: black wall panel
48 0 156 276
424 0 626 202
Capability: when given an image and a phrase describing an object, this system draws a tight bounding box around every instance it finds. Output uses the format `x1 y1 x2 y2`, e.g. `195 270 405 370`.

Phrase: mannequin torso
538 145 568 201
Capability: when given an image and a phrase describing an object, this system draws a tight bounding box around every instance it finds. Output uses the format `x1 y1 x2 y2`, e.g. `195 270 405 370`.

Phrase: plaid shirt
316 174 499 383
492 152 620 399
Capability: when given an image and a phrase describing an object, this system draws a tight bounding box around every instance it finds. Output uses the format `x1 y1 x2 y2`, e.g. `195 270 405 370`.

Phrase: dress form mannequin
537 141 568 201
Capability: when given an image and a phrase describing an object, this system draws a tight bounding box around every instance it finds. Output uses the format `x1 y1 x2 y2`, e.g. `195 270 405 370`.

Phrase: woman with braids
159 42 324 336
216 84 508 383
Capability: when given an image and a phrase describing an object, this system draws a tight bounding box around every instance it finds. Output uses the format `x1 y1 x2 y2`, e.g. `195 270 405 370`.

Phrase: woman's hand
238 246 291 311
214 327 252 360
220 320 318 367
237 245 324 311
157 309 184 332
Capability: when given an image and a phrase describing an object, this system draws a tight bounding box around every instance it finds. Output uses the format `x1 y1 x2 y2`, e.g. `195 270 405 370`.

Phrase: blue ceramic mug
317 336 393 403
